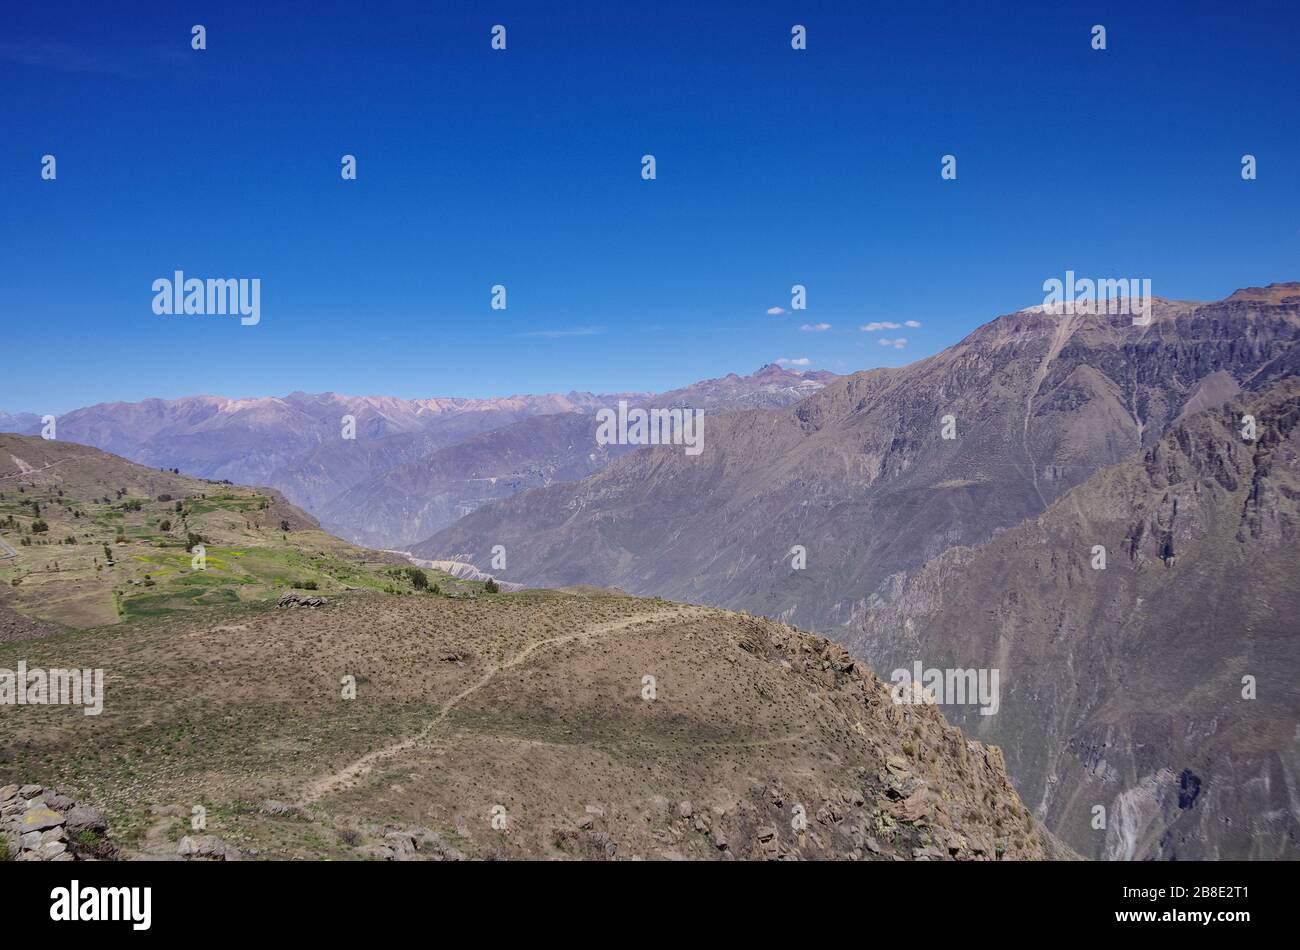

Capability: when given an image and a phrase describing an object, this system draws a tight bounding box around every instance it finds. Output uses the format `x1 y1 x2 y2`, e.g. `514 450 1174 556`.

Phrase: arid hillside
2 589 1071 861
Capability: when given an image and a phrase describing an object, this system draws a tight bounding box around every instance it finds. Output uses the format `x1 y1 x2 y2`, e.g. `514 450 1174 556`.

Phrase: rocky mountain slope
319 412 638 548
850 380 1300 860
416 286 1299 637
0 412 40 433
320 364 840 548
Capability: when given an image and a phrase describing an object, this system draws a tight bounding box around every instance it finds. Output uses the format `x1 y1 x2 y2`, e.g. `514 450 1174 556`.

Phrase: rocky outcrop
176 835 241 861
1 784 116 861
277 592 328 608
351 824 467 862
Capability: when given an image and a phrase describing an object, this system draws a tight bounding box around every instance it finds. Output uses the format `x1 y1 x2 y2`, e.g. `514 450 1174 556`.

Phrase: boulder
177 835 240 861
277 592 327 608
20 807 65 832
259 800 308 820
45 792 75 811
64 805 107 833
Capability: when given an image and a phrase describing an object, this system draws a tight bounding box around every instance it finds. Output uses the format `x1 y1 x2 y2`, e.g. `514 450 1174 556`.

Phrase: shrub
30 520 48 533
75 829 103 848
403 567 429 590
484 578 500 594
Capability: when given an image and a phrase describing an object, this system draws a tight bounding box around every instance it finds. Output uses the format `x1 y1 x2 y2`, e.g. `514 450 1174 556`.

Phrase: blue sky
2 0 1298 412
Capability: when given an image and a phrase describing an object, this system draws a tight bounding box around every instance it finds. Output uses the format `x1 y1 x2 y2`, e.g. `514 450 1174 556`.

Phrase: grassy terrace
0 469 483 629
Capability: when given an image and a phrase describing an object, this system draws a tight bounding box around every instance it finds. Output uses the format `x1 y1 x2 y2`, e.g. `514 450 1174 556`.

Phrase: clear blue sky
2 0 1298 413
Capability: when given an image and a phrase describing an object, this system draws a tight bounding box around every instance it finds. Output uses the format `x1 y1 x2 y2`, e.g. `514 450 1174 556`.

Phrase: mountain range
0 364 837 549
3 283 1296 861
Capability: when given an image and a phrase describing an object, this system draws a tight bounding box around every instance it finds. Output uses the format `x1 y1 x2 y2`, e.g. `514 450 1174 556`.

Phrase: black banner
0 858 1281 936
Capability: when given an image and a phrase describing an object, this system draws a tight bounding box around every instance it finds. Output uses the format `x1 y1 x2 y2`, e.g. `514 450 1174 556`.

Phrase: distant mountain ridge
0 364 839 549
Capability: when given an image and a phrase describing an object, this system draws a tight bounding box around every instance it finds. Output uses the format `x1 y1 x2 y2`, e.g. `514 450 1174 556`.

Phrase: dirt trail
0 455 75 481
298 606 700 806
129 816 186 861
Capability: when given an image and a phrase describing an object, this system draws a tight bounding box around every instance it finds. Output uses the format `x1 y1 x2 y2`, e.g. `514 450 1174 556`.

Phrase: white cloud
878 337 907 349
775 357 811 366
799 322 831 332
861 321 901 332
767 306 786 315
517 326 603 338
904 320 922 328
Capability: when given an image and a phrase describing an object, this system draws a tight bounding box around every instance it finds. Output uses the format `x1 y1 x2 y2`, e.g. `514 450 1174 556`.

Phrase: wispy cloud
878 337 907 349
861 321 901 332
775 357 811 366
766 306 786 316
904 320 922 328
516 326 604 338
799 323 831 332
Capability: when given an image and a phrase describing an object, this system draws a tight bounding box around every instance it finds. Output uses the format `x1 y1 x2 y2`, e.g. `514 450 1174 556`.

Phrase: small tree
484 577 500 594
